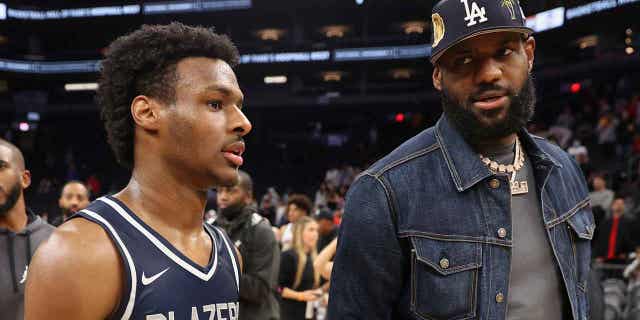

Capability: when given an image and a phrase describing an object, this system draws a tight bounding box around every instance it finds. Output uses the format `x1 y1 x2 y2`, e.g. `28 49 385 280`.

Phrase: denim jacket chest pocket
410 236 482 320
565 204 595 292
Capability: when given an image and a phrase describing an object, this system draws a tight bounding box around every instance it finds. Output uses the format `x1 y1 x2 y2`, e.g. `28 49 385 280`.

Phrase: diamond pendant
511 180 528 195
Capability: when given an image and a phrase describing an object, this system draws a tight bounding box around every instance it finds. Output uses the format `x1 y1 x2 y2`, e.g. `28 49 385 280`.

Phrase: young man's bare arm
25 218 124 320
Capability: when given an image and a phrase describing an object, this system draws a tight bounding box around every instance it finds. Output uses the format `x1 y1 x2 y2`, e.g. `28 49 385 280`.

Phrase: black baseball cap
430 0 533 63
316 210 334 221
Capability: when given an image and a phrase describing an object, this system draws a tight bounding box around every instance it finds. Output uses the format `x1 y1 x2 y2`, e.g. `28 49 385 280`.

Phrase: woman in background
279 216 322 320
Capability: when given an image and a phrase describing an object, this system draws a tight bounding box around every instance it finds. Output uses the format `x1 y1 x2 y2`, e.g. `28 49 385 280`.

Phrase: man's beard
0 182 22 218
441 74 536 146
219 201 246 220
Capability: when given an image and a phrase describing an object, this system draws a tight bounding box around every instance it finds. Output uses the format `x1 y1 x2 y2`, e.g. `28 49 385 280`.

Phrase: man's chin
213 168 240 188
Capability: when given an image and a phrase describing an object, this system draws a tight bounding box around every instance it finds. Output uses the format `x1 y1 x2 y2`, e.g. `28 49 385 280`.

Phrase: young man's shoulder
25 217 123 319
33 217 121 278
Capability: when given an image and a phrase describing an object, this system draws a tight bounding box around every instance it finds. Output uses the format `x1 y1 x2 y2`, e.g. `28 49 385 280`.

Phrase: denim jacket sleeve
327 173 406 320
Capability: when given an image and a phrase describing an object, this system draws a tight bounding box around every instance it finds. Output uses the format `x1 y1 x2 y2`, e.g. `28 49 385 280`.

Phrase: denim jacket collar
435 115 562 193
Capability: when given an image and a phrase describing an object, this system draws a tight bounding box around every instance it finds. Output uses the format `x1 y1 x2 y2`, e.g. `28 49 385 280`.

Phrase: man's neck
471 133 518 156
0 200 28 232
115 165 208 235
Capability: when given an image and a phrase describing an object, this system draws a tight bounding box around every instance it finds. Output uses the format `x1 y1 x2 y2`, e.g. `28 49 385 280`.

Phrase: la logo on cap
461 0 487 27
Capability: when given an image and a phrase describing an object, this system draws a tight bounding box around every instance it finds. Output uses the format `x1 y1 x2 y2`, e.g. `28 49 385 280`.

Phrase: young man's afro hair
97 22 239 169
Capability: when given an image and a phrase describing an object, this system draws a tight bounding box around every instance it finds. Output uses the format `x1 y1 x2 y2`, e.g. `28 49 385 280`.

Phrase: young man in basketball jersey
25 23 251 320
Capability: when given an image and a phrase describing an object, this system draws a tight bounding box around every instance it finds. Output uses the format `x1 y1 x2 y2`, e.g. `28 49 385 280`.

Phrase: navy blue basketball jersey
72 196 240 320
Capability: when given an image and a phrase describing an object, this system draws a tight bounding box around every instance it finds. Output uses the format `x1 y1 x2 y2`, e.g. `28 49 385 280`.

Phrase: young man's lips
223 152 244 167
473 96 508 110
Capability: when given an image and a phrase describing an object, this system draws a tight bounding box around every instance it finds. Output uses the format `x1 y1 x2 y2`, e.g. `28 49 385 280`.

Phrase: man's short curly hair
287 194 313 215
97 22 240 169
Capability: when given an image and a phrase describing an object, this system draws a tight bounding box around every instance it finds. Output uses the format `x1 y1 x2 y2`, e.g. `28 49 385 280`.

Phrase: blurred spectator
556 105 575 129
85 174 101 197
596 113 618 156
590 175 614 214
0 139 54 320
50 181 90 227
314 238 337 281
316 210 337 252
260 187 282 226
314 182 329 210
594 198 636 267
279 216 321 320
279 194 312 251
568 142 592 179
213 171 280 320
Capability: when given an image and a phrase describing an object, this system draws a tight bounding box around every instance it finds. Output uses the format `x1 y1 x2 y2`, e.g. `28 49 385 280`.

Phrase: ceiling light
576 35 598 49
322 71 344 82
65 82 98 91
390 68 414 80
401 21 427 35
256 28 285 41
321 25 349 38
264 75 287 84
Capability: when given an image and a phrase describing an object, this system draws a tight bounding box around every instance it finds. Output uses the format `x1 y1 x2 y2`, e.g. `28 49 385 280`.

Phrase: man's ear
130 96 161 131
524 36 536 73
432 65 443 91
21 170 31 189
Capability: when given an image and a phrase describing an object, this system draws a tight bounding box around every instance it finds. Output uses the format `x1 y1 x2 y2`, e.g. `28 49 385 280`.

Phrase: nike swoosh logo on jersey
19 265 28 284
141 267 170 286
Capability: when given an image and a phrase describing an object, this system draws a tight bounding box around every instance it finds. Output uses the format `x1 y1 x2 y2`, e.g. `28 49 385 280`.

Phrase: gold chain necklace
478 138 529 195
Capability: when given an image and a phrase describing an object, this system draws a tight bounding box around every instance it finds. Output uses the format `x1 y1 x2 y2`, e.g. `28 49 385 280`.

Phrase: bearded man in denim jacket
328 0 594 319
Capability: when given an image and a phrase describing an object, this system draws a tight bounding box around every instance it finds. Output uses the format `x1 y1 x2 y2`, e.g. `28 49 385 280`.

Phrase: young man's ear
432 65 443 91
130 96 161 131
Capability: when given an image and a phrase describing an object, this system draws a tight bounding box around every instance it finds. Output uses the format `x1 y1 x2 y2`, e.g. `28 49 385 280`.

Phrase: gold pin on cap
431 13 445 47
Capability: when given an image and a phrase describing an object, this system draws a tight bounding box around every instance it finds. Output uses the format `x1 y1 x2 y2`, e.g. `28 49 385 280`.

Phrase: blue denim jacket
328 116 594 320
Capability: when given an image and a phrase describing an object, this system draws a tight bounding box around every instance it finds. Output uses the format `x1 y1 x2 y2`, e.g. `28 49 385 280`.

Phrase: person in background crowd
50 181 90 227
279 194 312 251
279 216 322 320
0 139 54 320
590 175 615 216
315 210 337 251
594 198 637 269
214 170 281 320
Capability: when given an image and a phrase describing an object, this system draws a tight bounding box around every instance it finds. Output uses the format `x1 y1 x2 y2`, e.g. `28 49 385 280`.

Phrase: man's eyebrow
502 38 521 45
202 85 233 95
202 85 244 107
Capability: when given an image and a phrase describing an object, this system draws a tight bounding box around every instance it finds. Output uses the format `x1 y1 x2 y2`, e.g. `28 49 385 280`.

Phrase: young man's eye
207 101 223 110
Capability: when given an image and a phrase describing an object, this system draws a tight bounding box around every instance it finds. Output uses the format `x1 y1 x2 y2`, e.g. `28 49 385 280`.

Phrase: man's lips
472 91 508 110
473 96 508 110
222 141 245 167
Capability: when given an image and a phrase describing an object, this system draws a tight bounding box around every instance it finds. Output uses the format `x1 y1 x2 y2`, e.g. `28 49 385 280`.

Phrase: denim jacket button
496 292 505 303
488 179 500 189
497 228 507 238
439 258 450 269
